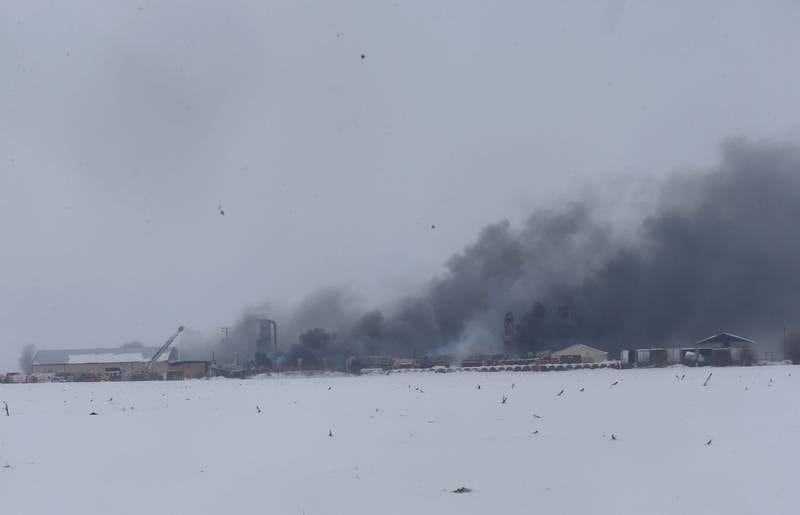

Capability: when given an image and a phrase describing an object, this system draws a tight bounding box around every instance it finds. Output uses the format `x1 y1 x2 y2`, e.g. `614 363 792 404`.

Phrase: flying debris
681 374 686 380
703 373 713 387
557 389 564 396
218 205 225 216
360 54 366 59
452 487 472 494
579 387 585 392
476 385 481 390
328 430 333 437
501 395 508 404
256 406 262 413
89 412 98 416
533 413 542 419
532 430 539 434
706 439 713 446
431 224 436 229
611 434 618 441
328 386 332 390
611 381 619 387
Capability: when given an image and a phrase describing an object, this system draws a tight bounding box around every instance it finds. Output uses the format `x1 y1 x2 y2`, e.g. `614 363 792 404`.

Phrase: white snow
1 366 797 515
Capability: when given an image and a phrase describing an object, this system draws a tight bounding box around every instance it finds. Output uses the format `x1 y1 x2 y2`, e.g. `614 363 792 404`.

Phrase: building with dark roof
682 332 756 366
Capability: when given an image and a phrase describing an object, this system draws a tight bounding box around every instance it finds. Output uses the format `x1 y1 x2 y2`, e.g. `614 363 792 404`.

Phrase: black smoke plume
183 139 800 363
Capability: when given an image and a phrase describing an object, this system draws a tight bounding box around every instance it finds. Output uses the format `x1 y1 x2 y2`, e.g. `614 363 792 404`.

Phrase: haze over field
4 1 800 370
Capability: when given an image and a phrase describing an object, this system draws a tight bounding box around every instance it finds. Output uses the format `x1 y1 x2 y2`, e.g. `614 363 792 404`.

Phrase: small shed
551 344 608 364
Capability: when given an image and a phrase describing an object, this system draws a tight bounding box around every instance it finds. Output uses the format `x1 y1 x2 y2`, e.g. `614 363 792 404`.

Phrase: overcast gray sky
2 1 800 371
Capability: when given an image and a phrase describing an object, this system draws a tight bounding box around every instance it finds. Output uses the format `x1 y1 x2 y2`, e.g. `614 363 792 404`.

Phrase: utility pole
220 327 231 366
220 327 231 348
784 327 789 361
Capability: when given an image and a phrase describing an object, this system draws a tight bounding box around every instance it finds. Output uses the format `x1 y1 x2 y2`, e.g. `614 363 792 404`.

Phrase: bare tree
18 344 37 374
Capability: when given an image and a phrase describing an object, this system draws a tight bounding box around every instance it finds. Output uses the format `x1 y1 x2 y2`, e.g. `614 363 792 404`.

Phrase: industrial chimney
255 319 278 367
503 312 515 355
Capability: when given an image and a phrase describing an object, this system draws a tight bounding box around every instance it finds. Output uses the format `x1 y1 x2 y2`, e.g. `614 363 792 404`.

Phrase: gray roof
33 347 175 365
694 333 756 346
551 343 608 356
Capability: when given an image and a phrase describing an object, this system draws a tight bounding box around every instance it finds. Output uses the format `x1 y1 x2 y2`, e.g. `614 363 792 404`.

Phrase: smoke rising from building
182 139 800 362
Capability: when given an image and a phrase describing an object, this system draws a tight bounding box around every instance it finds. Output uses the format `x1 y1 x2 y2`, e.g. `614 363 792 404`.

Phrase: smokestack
256 319 278 366
503 312 515 354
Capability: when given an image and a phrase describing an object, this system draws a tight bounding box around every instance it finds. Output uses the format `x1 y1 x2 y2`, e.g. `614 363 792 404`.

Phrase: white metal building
31 347 175 378
551 344 608 363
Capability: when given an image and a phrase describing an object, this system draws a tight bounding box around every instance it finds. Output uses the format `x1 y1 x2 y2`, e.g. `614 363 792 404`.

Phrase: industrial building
681 332 756 366
551 344 609 364
167 360 211 380
31 326 189 381
621 332 757 367
32 346 175 379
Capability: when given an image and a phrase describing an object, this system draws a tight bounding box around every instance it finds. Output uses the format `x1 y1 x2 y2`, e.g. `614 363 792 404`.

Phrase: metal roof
693 333 756 346
551 343 608 356
32 347 174 365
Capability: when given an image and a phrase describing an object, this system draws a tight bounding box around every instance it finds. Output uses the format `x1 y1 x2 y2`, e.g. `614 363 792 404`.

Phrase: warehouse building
32 347 175 379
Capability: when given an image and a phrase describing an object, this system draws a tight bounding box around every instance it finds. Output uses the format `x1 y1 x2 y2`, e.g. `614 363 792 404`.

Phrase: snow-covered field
1 366 797 515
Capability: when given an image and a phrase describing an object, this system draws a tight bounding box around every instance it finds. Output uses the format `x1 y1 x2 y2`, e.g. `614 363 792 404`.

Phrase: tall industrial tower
255 319 278 367
503 312 515 354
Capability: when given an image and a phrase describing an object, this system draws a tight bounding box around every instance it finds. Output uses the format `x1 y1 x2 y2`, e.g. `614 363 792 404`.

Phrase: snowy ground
1 366 798 515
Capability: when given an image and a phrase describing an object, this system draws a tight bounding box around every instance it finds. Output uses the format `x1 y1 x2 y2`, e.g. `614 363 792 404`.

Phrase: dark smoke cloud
183 138 800 363
179 287 361 364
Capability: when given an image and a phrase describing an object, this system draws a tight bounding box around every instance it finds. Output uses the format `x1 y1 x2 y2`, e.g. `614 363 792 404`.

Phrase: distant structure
682 332 756 366
29 326 212 381
167 360 210 380
31 346 176 379
551 343 608 364
503 312 515 353
255 319 278 367
621 332 757 367
693 332 755 348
